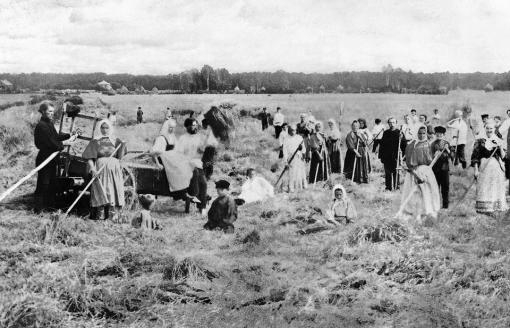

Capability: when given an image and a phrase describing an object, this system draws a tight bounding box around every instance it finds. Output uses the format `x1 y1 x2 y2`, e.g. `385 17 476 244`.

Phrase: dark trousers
203 221 234 234
262 121 268 130
372 139 381 153
187 168 208 212
383 162 399 191
434 170 449 208
274 125 283 139
35 162 57 212
452 144 467 169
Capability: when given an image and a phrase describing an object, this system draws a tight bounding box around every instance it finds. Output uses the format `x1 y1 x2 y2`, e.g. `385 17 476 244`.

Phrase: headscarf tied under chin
325 119 341 140
95 119 116 144
159 118 177 140
332 183 347 202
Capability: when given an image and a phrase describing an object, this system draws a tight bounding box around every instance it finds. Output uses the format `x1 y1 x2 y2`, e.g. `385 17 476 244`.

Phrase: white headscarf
325 119 341 139
95 119 116 144
332 183 347 201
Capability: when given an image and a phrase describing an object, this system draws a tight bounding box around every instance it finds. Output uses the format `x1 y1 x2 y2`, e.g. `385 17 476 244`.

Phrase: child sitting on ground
131 194 162 230
327 184 357 224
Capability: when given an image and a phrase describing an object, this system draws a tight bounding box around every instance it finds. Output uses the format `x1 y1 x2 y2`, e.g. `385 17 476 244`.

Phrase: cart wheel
122 166 138 212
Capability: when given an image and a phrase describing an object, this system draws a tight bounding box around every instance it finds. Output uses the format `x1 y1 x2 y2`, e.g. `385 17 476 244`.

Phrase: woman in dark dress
33 102 75 212
325 119 342 173
308 122 329 184
343 120 370 183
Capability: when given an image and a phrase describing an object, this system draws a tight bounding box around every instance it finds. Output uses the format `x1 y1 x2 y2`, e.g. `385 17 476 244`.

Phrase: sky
1 0 510 74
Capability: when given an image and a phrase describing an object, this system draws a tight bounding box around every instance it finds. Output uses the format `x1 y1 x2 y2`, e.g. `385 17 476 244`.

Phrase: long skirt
400 165 440 219
91 157 125 208
476 157 508 213
343 149 369 183
327 141 342 173
159 150 194 192
287 156 307 192
309 152 328 183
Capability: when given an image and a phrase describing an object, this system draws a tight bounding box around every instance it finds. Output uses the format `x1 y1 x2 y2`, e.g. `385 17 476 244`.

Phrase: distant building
0 79 14 92
233 85 245 94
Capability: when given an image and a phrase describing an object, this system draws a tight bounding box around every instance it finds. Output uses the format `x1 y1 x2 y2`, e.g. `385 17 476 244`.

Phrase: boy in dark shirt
204 180 238 234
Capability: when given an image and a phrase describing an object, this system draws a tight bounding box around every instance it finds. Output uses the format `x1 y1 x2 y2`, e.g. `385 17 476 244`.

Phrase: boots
104 205 110 221
89 207 99 220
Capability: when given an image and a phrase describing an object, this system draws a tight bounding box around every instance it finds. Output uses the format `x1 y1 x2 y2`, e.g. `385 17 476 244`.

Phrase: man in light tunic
273 107 285 139
446 110 468 169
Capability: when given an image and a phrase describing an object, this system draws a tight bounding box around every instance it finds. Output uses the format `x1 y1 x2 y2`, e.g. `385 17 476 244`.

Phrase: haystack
117 85 129 94
203 105 236 142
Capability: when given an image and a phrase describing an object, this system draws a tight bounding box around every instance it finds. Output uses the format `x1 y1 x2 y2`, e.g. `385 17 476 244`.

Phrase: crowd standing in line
32 102 510 235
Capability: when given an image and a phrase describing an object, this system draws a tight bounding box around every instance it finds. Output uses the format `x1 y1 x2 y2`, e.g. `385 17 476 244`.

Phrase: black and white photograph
1 0 509 327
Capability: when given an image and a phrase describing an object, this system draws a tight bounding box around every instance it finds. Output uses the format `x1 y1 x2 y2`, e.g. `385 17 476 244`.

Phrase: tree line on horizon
2 64 510 94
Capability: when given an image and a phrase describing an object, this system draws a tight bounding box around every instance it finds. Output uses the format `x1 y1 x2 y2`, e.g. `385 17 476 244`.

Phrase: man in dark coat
204 180 237 234
136 106 143 124
378 117 406 191
430 126 451 208
259 107 271 131
34 102 75 212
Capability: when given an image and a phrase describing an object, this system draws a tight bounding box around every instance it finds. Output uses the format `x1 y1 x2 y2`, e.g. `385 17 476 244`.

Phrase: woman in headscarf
82 119 126 220
471 120 508 215
325 119 342 173
344 120 370 183
308 121 329 184
278 123 289 159
151 118 196 204
357 118 372 172
327 184 357 224
399 126 440 222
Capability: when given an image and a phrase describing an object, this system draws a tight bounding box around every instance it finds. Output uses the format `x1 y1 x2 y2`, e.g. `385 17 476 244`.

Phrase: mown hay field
1 91 510 328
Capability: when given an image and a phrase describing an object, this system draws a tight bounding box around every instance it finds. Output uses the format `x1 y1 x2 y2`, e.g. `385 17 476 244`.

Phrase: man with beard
378 117 406 191
175 117 218 213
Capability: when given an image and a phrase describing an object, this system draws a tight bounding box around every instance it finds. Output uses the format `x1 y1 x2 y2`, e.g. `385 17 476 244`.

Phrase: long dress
471 138 508 214
400 139 440 219
325 125 342 173
308 132 329 183
238 176 274 204
282 134 307 191
343 131 370 183
82 137 126 208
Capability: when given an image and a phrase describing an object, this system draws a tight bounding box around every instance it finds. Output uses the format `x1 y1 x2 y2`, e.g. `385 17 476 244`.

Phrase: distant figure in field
273 107 285 138
471 120 508 215
107 110 117 125
327 184 357 224
325 119 342 173
136 106 143 124
431 109 441 126
296 113 310 138
446 110 468 169
278 123 289 158
379 117 405 191
401 114 415 142
399 126 440 222
410 108 419 124
371 118 385 153
344 120 370 184
165 107 173 120
259 107 271 131
204 180 238 234
430 126 451 209
308 122 329 184
238 168 274 204
282 124 307 192
33 102 76 212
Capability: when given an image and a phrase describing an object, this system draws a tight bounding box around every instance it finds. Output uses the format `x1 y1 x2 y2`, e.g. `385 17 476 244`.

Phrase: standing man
431 109 441 126
273 107 285 138
371 118 385 153
259 107 271 131
379 117 405 191
446 110 468 169
136 106 143 124
410 109 419 123
296 113 310 137
34 102 76 212
431 126 451 208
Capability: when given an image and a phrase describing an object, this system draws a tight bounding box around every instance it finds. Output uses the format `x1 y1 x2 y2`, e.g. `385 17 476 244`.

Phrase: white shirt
371 124 385 140
238 176 274 204
447 119 468 145
499 118 510 139
175 130 218 159
402 123 415 140
273 112 284 126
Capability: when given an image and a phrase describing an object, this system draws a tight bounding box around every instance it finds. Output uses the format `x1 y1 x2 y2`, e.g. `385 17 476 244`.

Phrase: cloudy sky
1 0 510 74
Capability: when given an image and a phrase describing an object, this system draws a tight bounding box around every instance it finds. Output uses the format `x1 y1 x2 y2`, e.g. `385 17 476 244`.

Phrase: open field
1 91 510 327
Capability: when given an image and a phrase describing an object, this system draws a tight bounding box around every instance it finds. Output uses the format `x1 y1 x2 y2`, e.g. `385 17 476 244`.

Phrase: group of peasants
32 100 510 236
260 105 510 222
